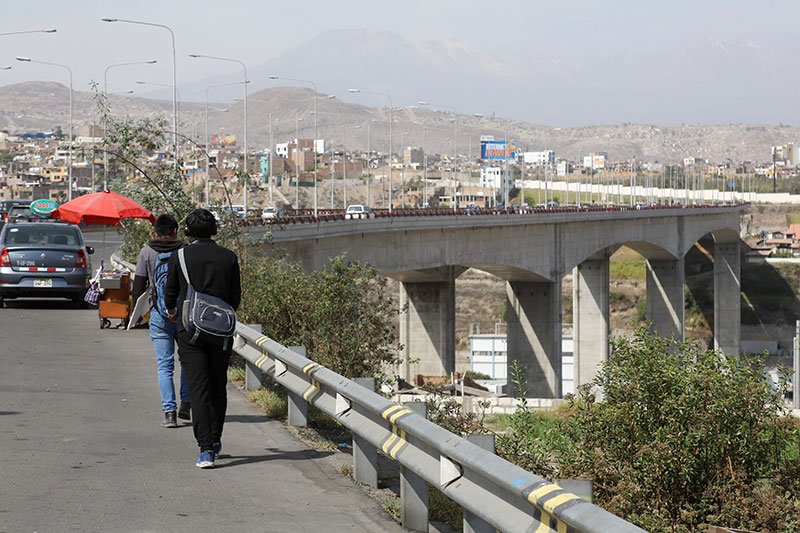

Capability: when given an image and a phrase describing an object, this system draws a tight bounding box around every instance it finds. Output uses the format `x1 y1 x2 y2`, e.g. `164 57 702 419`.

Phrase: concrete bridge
261 205 746 397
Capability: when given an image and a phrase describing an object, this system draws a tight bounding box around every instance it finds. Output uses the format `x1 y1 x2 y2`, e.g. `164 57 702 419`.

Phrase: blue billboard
481 140 515 160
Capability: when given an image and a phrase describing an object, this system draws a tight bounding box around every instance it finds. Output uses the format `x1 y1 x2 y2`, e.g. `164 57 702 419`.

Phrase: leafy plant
560 327 798 532
238 254 402 385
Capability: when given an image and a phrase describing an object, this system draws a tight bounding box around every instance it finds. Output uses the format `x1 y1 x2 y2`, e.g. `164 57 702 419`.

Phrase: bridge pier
714 241 741 355
506 281 562 398
573 258 610 389
398 279 456 382
646 258 685 340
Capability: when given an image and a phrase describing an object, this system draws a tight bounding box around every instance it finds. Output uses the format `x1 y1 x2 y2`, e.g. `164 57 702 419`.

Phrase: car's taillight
0 247 10 267
75 249 87 269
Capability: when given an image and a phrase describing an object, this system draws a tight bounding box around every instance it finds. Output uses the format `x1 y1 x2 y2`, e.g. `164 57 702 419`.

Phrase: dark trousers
176 331 231 451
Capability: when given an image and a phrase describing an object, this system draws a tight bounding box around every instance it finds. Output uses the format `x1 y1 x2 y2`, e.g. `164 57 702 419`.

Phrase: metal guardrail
233 322 645 533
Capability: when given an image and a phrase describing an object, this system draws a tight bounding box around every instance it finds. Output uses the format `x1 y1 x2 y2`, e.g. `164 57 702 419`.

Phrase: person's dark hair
154 213 179 237
184 208 217 238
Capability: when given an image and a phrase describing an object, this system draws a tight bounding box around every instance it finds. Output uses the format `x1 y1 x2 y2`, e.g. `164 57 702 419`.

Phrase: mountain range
1 25 799 165
166 29 800 127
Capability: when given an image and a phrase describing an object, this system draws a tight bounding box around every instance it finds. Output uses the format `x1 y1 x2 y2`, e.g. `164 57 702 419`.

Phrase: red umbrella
51 191 155 226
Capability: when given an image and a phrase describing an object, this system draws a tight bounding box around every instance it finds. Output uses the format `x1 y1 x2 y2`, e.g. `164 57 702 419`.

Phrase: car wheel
0 296 4 309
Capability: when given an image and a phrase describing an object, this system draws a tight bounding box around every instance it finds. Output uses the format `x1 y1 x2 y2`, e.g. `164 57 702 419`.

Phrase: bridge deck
1 303 402 531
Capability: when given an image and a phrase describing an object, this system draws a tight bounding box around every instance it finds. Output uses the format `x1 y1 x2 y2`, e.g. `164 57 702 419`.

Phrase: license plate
34 278 53 288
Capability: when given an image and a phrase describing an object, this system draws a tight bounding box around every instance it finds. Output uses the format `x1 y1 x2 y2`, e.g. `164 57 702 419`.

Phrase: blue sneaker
213 441 222 457
195 450 215 469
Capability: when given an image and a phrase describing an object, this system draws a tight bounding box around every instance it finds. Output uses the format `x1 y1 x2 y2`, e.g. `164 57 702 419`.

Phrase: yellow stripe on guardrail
380 405 414 458
302 363 321 402
527 482 582 533
253 336 271 368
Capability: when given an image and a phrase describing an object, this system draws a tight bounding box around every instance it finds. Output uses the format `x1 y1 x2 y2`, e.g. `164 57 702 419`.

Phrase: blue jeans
150 311 189 412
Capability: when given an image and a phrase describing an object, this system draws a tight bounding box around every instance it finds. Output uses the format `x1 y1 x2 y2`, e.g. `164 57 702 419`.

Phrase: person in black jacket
164 208 241 469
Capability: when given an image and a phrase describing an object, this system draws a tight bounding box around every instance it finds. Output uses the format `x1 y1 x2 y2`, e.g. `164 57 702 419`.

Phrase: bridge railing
237 202 747 228
233 322 644 533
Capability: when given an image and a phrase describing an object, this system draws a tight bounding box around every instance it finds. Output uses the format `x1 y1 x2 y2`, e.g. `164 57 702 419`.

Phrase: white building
772 143 799 167
275 142 290 158
468 326 575 397
583 153 606 171
523 150 555 167
557 160 573 177
480 166 513 190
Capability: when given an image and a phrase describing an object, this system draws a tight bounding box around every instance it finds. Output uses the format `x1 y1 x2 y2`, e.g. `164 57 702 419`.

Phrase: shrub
561 327 798 531
238 254 402 385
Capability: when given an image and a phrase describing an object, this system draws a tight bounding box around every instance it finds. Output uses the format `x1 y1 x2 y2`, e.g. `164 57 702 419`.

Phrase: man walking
164 208 241 468
132 214 190 428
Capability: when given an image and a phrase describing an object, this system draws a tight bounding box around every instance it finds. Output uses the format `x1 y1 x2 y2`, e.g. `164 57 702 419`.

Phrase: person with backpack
132 213 190 429
164 208 241 469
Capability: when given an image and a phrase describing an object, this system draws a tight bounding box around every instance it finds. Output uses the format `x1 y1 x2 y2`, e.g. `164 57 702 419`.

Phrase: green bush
492 329 800 531
560 328 798 532
238 254 402 385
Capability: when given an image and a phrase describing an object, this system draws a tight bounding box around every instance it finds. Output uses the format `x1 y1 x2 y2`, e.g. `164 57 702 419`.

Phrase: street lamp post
0 29 56 37
102 18 179 173
269 76 320 216
295 113 304 209
103 60 157 191
204 81 241 206
304 102 338 209
16 57 73 201
349 89 393 213
268 112 273 203
463 132 473 194
136 80 183 138
423 127 429 207
190 54 249 212
400 131 409 208
419 102 459 210
365 119 378 206
201 105 229 207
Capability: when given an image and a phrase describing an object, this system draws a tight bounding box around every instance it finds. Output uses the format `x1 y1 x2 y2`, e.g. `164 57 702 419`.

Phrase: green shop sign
29 199 59 217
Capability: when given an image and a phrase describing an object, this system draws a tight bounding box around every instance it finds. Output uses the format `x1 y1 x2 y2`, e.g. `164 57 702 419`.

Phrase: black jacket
164 238 241 332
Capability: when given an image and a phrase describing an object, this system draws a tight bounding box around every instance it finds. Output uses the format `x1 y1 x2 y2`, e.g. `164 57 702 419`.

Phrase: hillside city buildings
1 126 798 211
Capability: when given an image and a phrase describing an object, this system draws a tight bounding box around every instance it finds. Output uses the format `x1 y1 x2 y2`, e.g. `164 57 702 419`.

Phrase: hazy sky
3 0 799 123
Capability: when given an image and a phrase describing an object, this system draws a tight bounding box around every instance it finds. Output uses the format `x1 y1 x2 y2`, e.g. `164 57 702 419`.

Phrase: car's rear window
3 226 81 246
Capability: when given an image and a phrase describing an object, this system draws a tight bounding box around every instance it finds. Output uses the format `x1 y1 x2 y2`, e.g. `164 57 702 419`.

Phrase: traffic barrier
233 323 644 533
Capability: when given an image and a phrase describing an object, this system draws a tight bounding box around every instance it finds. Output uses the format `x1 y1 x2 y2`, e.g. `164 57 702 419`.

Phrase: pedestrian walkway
0 304 403 532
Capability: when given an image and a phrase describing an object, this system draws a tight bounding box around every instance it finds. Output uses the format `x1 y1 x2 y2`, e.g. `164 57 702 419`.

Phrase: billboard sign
481 140 515 161
211 134 237 147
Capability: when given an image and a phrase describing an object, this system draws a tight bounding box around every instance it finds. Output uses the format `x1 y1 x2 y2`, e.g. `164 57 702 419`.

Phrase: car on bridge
344 204 374 219
261 206 286 222
0 221 94 307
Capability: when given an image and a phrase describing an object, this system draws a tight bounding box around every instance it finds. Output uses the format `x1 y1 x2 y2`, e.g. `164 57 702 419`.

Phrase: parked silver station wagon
0 221 94 307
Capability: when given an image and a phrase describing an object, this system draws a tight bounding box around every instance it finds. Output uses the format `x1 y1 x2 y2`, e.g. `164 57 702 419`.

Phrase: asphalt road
0 238 403 532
